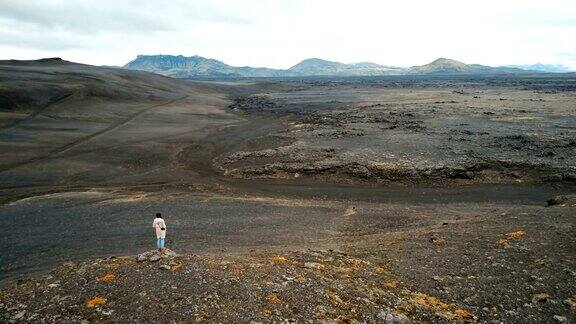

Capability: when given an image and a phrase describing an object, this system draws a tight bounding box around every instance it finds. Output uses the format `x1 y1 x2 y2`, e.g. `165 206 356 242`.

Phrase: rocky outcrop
136 249 179 262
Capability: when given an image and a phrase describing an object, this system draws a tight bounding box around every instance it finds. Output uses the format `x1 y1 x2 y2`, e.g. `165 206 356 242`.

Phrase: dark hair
156 213 162 218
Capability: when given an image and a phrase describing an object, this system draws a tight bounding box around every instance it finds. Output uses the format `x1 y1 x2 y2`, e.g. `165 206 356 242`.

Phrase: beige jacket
152 218 166 239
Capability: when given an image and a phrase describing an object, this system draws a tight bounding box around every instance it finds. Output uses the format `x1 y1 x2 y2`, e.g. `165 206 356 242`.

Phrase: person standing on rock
152 213 167 252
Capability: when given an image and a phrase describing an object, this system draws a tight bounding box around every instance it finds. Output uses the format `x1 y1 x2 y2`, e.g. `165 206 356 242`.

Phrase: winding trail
0 96 188 173
0 92 76 132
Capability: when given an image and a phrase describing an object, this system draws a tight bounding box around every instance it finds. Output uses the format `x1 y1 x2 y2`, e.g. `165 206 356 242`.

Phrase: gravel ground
1 198 574 323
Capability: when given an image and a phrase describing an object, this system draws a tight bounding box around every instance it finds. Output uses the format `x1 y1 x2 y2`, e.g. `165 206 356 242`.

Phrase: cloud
0 0 575 69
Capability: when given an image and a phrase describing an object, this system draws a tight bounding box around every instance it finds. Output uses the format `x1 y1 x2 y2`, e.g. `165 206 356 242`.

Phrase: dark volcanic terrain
0 59 575 323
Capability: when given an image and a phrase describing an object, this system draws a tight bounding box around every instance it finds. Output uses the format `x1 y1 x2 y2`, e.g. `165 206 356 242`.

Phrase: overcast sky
1 0 575 69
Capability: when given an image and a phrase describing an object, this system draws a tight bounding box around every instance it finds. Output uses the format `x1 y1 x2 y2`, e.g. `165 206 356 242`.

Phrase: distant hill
124 55 558 78
124 55 405 77
503 64 573 73
124 55 289 78
287 58 405 76
409 58 527 75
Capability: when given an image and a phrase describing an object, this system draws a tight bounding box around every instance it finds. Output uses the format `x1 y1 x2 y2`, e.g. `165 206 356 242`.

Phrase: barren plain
0 60 575 323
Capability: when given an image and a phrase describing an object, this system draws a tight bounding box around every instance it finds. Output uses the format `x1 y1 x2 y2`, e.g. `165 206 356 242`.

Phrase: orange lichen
86 296 107 308
413 293 443 308
335 316 355 324
262 308 272 317
375 266 386 274
431 236 446 246
229 265 244 276
170 262 182 272
507 230 526 239
294 273 305 283
370 286 384 295
326 290 343 304
384 280 398 289
384 238 402 246
455 308 474 319
348 258 367 270
97 273 115 282
267 292 281 304
496 230 526 246
411 292 474 320
271 255 287 265
495 239 508 246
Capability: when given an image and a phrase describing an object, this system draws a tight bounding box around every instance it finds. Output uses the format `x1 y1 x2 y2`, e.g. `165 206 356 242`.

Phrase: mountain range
124 55 572 78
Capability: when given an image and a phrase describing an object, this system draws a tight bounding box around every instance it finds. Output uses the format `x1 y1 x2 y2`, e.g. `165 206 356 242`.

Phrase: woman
152 213 167 252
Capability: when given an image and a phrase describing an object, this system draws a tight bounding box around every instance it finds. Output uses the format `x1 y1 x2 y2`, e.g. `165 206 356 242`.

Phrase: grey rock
547 196 568 206
547 174 563 182
303 262 324 270
13 310 26 320
532 293 550 304
136 249 179 263
378 309 411 324
563 173 576 182
563 298 576 308
159 264 171 270
553 315 568 323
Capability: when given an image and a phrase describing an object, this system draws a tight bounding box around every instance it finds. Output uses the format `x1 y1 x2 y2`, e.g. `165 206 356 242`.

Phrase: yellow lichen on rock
411 292 474 320
294 273 305 283
267 292 281 304
455 308 474 319
375 266 386 274
496 230 526 246
348 258 368 270
384 280 397 289
507 230 526 239
170 262 182 272
86 296 107 308
97 273 115 282
326 290 344 304
271 255 287 265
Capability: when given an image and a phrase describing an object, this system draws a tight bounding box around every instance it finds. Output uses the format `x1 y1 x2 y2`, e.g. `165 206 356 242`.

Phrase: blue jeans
157 237 165 249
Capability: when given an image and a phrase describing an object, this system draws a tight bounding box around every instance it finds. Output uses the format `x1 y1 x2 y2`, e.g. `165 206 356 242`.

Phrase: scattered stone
13 310 26 320
136 249 179 263
563 298 576 309
303 262 324 270
532 293 550 304
547 174 563 182
429 234 446 246
553 315 568 323
546 195 576 207
563 173 576 182
547 196 568 206
432 276 443 282
377 308 411 324
159 265 171 270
